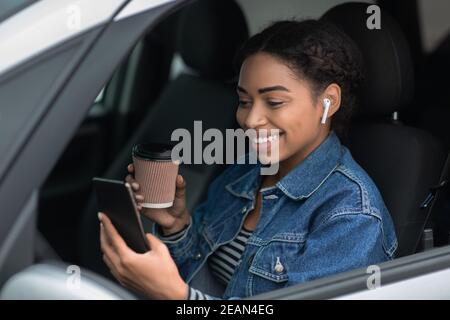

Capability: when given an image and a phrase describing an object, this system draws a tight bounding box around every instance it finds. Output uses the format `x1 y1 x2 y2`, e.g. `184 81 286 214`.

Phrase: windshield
0 0 39 24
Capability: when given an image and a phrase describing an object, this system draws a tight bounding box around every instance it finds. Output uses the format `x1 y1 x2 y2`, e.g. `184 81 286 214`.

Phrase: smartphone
93 177 150 253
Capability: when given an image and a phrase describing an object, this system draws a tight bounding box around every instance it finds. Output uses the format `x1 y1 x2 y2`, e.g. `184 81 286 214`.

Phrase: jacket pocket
248 234 306 295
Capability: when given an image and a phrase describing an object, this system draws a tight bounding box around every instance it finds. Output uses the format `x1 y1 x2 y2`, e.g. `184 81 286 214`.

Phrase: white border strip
114 0 177 21
0 0 125 76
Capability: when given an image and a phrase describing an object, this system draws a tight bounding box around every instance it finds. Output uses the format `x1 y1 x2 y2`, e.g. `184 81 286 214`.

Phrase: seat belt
416 151 450 251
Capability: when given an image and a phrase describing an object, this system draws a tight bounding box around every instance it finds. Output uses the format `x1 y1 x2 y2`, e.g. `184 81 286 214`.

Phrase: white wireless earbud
321 98 331 124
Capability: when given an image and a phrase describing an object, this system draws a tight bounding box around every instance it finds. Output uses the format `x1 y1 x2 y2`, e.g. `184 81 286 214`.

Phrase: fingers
102 254 125 287
176 174 185 187
174 175 186 199
131 182 139 191
125 175 140 192
129 189 144 211
127 164 134 173
98 213 131 256
141 207 173 222
124 178 143 203
100 223 119 265
145 233 166 252
124 178 144 211
102 253 113 270
126 164 139 192
99 221 125 282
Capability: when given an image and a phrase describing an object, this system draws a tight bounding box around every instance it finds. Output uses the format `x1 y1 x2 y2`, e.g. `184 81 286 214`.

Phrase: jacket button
274 257 284 273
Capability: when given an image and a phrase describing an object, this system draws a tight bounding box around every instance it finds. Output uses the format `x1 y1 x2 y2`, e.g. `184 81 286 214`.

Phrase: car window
236 0 374 35
417 0 450 52
0 0 39 24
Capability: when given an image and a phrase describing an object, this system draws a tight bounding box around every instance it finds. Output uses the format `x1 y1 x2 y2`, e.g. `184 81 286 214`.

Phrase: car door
251 244 450 299
0 0 186 288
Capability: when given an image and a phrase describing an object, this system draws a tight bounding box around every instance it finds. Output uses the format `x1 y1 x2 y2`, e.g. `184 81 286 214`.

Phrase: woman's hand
98 212 188 300
125 163 190 235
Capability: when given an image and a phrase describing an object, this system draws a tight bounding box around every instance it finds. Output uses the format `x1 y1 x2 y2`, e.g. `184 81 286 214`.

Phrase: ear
321 83 341 118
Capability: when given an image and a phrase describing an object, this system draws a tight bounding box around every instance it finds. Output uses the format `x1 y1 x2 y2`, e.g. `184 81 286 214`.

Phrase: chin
257 150 287 165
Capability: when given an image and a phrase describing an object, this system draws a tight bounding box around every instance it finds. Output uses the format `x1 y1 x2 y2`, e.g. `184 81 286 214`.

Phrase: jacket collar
225 131 343 201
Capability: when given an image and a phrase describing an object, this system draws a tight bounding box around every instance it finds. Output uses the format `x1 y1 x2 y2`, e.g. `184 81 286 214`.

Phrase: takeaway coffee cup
132 142 180 208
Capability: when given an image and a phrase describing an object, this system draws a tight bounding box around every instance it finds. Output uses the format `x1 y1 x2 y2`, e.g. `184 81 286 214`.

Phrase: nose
243 102 268 129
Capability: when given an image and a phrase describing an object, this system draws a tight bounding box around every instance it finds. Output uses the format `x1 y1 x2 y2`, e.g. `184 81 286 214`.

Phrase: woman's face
236 52 333 168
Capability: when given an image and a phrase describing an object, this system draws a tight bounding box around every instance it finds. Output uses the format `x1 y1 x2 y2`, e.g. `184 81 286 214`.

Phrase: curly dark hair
233 19 365 140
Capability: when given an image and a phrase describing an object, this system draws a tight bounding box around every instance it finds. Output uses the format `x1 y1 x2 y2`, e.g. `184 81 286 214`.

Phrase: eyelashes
238 100 284 108
238 100 251 108
267 101 283 107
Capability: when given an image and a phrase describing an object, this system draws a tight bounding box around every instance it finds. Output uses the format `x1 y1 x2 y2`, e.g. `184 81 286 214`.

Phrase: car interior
32 0 450 297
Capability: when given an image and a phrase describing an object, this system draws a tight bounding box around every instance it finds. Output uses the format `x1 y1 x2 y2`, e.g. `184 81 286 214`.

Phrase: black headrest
176 0 249 80
321 3 414 117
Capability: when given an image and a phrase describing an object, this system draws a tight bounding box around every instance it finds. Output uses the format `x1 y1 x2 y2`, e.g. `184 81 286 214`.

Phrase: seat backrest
322 3 447 257
78 0 248 278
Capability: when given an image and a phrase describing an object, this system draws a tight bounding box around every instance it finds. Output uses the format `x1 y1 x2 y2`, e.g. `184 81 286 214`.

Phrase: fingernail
132 182 139 190
98 212 102 221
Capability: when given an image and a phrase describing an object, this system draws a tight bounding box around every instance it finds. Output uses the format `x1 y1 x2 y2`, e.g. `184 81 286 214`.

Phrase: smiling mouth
252 132 285 144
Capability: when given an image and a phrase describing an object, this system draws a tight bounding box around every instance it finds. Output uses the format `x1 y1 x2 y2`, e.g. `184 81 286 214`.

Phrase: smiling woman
234 20 364 143
99 18 397 300
233 19 365 181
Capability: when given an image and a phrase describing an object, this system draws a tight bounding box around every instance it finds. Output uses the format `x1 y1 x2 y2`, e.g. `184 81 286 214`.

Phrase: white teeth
252 134 281 144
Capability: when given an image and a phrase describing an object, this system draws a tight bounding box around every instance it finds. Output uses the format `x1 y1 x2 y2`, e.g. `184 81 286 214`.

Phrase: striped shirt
208 227 252 286
160 225 253 300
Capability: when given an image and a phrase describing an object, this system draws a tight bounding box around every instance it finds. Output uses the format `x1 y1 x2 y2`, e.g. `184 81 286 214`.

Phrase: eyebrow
237 85 290 95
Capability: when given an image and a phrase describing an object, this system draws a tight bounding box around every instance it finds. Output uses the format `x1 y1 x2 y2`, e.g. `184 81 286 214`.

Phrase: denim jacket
154 131 398 299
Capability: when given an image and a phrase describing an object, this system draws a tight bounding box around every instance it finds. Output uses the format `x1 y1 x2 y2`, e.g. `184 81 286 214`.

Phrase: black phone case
93 177 150 253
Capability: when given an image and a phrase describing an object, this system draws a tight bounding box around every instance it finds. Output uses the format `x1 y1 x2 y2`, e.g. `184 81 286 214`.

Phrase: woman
98 19 398 300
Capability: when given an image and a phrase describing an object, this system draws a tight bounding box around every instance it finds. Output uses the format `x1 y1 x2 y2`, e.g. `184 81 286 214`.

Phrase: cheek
287 103 318 130
281 105 318 145
279 106 306 134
